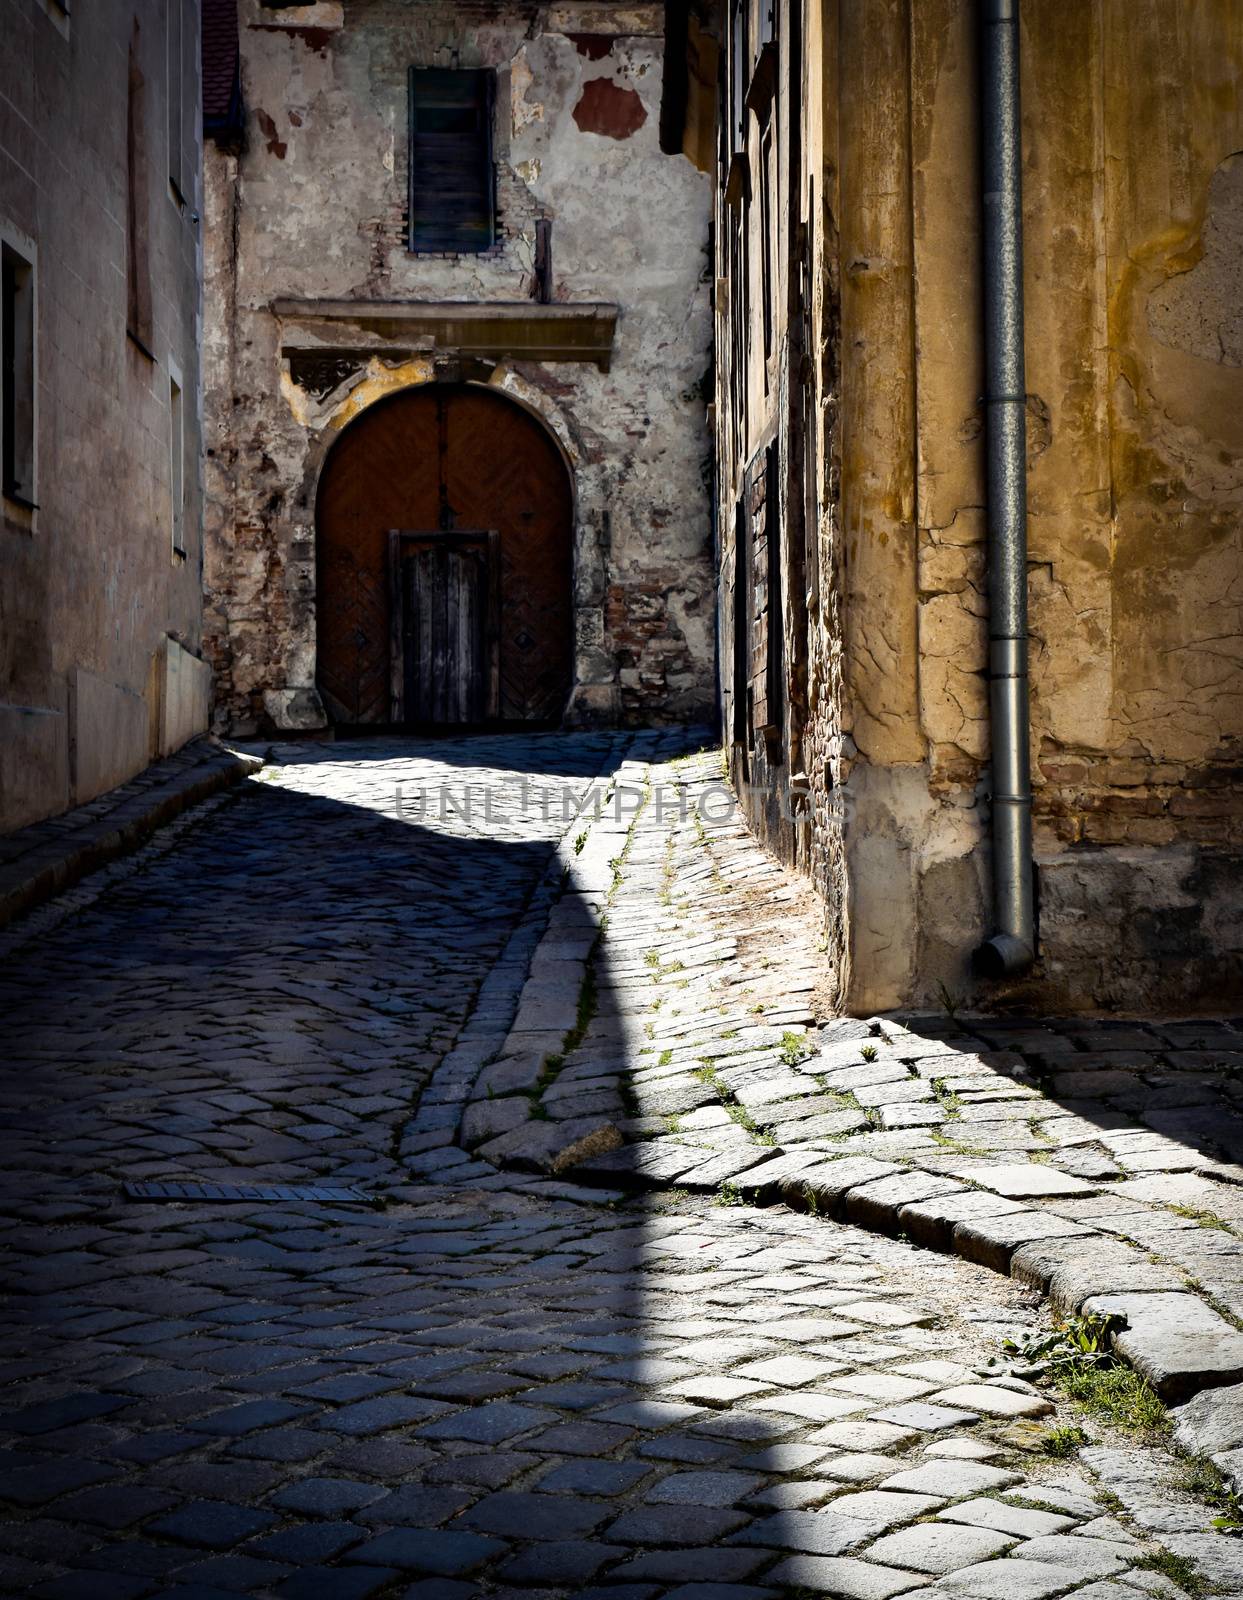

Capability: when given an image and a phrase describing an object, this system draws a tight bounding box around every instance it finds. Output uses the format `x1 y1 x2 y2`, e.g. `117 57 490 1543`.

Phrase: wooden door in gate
389 530 500 724
316 385 573 727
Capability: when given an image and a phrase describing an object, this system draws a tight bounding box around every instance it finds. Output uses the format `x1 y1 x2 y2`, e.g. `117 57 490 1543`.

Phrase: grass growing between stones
779 1030 814 1067
567 961 598 1054
1133 1549 1215 1597
522 940 602 1121
1004 1313 1170 1439
1057 1362 1169 1437
693 1063 777 1147
1176 1455 1243 1533
1039 1423 1089 1457
1170 1204 1237 1234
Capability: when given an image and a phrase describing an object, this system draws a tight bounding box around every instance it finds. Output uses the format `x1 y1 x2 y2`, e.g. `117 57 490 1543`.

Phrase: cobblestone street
2 735 1241 1600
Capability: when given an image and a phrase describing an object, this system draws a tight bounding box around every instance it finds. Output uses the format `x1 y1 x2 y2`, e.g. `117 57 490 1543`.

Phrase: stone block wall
0 0 207 833
203 0 715 736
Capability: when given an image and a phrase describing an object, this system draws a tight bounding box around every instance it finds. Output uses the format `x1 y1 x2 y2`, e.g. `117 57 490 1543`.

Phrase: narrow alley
1 738 1239 1599
3 0 1242 1595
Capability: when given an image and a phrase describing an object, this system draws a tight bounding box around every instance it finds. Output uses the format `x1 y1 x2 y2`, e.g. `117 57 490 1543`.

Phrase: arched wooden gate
316 384 574 727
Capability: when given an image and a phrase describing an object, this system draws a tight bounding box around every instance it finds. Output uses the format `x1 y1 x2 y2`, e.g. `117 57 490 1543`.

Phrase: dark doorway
316 384 574 728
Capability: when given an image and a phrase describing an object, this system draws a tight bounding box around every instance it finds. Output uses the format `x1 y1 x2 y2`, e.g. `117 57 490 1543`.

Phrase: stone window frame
1 219 38 524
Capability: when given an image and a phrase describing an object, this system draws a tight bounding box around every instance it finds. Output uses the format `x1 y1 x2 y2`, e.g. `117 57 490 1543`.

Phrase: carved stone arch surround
276 354 617 731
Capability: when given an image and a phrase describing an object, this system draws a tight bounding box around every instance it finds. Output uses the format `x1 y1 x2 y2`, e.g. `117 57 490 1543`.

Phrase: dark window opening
127 32 154 354
760 126 774 369
533 218 553 304
168 0 186 200
408 68 495 255
732 496 749 758
764 440 785 764
2 242 36 506
202 0 244 150
169 370 185 555
729 0 746 152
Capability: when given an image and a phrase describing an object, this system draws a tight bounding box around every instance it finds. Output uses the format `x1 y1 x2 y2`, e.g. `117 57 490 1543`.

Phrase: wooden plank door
439 390 573 722
390 531 499 725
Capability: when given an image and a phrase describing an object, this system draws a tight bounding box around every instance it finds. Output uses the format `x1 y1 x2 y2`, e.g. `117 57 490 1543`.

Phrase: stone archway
315 383 574 728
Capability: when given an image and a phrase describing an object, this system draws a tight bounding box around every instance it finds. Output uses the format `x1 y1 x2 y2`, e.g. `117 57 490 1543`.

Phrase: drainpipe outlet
974 931 1035 980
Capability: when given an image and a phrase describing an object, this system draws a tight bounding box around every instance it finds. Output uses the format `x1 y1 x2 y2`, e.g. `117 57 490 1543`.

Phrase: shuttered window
408 68 495 255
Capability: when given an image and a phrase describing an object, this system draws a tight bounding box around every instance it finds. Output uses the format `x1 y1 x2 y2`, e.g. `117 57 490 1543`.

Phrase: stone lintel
274 299 620 372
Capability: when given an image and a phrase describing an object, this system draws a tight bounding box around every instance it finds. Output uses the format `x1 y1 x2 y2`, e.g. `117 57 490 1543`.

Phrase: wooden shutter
408 68 495 255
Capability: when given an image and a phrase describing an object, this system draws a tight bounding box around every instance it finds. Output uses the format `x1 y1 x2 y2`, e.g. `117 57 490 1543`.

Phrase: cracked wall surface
716 0 1243 1015
204 0 713 735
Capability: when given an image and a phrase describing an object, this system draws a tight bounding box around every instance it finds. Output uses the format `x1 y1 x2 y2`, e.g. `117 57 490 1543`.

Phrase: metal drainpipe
976 0 1035 978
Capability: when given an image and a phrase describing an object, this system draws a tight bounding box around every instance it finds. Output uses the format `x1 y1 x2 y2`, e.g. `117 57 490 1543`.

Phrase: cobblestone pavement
0 737 258 930
475 753 1243 1418
1 735 1241 1599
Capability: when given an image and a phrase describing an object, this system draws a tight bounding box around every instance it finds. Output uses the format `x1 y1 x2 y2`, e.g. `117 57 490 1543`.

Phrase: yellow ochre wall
718 0 1243 1012
842 0 1243 1011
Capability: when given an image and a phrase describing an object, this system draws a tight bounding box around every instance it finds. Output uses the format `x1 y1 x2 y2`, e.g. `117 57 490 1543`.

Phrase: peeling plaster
714 0 1243 1013
204 3 713 738
1148 152 1243 367
511 52 545 135
572 78 647 140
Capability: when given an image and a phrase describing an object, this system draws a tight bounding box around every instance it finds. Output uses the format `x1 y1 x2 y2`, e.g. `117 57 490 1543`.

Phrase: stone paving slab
0 733 1240 1598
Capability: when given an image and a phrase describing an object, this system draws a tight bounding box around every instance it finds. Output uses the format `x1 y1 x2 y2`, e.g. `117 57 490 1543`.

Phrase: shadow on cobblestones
0 771 563 1201
887 1012 1243 1176
0 737 1237 1597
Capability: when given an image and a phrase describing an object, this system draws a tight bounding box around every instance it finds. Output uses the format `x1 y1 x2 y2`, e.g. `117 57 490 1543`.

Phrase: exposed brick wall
1036 750 1243 851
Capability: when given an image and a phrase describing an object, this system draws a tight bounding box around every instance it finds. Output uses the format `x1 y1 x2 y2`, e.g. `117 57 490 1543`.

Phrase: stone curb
441 731 707 1172
475 1051 1243 1413
563 1136 1243 1407
402 730 700 1171
0 737 263 930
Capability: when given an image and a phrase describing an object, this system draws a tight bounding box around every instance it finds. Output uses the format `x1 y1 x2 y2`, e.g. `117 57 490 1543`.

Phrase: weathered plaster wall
716 0 1243 1014
205 0 714 735
0 0 207 833
894 0 1243 1012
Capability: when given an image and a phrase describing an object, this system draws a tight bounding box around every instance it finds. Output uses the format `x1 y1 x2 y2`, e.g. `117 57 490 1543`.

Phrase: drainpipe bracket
989 636 1028 677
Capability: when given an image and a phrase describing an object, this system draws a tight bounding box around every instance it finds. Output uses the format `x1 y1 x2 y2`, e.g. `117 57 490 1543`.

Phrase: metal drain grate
124 1180 370 1203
